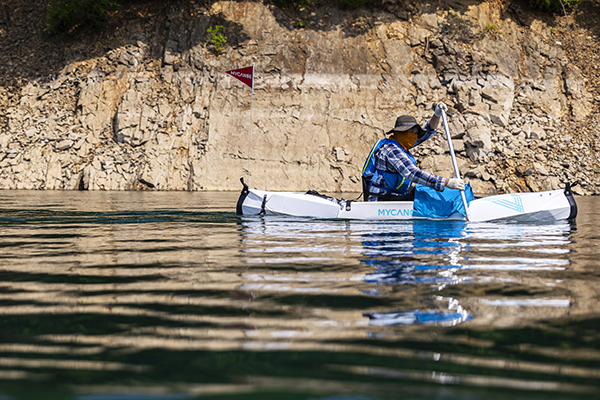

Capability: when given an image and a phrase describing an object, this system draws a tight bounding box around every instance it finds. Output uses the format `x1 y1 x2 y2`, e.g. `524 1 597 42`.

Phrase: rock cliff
1 0 599 194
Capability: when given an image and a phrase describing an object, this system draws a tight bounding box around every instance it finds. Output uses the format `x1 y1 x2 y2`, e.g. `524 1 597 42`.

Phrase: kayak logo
378 208 413 217
490 194 525 213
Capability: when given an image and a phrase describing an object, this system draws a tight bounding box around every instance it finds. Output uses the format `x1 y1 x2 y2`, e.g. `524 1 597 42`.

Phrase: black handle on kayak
236 177 250 215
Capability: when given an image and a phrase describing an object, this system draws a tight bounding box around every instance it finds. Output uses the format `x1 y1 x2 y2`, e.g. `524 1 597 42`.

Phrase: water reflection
357 220 472 326
364 308 472 326
0 191 597 398
237 216 581 332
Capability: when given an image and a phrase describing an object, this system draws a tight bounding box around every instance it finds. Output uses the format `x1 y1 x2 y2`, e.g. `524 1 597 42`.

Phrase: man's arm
414 102 447 146
414 119 437 147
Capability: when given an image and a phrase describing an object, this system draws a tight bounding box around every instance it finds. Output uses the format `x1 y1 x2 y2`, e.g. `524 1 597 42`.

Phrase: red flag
225 66 254 89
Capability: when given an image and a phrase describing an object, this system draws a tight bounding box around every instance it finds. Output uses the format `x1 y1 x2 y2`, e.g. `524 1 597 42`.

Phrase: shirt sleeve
413 119 437 148
384 145 446 192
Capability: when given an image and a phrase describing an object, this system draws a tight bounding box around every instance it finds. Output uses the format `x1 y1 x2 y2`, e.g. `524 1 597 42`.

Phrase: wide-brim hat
386 115 425 137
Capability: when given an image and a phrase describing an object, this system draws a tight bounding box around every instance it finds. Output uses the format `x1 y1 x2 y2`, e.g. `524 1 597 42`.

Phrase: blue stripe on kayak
491 195 524 213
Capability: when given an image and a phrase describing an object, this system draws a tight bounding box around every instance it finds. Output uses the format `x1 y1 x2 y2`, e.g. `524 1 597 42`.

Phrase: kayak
236 179 578 223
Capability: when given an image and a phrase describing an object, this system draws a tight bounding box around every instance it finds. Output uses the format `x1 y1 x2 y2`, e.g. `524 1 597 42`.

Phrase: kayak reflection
239 215 575 330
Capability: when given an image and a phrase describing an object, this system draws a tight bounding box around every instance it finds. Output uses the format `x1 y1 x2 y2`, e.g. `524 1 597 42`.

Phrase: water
0 191 599 400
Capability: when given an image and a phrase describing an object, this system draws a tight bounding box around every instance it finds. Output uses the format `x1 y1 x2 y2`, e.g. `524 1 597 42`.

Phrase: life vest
362 138 416 195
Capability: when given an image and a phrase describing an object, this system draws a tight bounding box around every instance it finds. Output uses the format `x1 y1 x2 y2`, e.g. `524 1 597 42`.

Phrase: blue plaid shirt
367 120 446 201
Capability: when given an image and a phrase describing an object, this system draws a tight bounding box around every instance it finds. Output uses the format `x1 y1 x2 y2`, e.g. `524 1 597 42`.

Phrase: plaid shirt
367 120 446 200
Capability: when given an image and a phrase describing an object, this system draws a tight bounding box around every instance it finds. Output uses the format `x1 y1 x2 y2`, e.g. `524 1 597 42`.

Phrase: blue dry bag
413 183 475 218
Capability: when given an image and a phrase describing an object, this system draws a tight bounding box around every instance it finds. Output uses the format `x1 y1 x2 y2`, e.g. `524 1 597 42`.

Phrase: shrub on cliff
39 0 120 36
207 25 227 53
528 0 578 12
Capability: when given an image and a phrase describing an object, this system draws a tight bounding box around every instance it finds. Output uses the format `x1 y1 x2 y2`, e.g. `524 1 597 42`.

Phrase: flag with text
225 66 254 89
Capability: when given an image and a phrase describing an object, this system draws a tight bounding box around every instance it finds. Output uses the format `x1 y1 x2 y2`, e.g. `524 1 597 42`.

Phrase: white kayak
236 179 578 223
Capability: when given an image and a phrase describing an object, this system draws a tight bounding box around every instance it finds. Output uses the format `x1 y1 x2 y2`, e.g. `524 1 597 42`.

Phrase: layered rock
0 0 598 195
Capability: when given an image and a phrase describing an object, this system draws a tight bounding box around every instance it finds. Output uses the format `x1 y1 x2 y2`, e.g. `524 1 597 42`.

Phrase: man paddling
362 102 465 201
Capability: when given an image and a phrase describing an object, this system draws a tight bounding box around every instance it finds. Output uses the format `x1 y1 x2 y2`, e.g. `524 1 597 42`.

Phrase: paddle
440 108 471 221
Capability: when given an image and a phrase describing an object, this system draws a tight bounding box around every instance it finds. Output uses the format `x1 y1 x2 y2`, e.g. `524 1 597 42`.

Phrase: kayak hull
236 181 577 223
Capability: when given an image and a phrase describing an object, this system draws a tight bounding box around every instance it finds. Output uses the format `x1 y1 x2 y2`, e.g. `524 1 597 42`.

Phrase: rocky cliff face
1 0 599 194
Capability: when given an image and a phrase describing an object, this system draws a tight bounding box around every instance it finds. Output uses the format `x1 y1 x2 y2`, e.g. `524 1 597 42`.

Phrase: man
362 102 464 201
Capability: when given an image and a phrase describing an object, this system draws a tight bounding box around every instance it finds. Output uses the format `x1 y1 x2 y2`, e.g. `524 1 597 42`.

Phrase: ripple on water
0 191 597 398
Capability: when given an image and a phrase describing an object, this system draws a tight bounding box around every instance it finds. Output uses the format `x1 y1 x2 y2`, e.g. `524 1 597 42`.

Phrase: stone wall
1 0 597 194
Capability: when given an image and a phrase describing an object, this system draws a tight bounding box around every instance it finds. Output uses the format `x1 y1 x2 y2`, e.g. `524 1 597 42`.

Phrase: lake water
0 190 598 399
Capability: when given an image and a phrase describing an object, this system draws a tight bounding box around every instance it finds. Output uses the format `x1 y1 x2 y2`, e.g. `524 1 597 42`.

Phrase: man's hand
446 178 465 191
434 102 448 117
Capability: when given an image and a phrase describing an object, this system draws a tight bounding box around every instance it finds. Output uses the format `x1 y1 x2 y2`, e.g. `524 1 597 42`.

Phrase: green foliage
340 0 367 9
484 24 503 35
528 0 579 12
294 19 306 28
207 25 228 53
39 0 120 36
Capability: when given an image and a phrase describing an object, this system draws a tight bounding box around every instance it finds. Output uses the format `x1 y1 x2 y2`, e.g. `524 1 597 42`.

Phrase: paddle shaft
441 109 471 221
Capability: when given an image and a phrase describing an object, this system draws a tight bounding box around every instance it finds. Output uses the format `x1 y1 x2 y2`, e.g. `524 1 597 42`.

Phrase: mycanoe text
378 208 413 217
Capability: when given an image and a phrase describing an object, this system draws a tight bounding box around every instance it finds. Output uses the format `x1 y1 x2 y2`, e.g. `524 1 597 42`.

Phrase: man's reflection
361 220 472 326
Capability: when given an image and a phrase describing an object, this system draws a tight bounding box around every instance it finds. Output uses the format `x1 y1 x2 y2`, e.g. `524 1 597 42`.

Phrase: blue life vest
362 138 416 195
